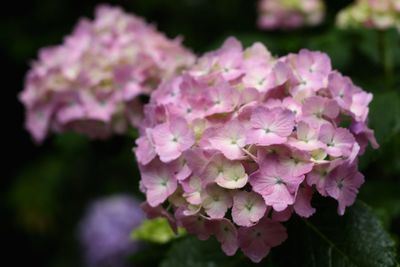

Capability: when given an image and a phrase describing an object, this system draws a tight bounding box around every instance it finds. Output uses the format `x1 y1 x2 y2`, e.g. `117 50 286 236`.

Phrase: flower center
245 202 254 211
337 179 344 189
212 195 220 202
275 177 285 185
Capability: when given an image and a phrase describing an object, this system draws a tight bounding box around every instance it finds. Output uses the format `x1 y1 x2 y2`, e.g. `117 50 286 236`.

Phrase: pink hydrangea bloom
258 0 325 30
337 0 400 31
19 5 195 143
135 38 377 262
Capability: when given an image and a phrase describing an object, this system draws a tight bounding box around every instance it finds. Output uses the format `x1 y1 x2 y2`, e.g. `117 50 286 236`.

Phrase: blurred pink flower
258 0 325 30
337 0 400 31
20 5 195 143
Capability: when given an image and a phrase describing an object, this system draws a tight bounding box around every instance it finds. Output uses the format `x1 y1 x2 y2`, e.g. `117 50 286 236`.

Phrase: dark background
2 0 399 266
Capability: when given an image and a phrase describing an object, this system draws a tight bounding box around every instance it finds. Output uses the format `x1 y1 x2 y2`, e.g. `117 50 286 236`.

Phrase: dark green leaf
274 200 398 267
160 237 227 267
369 91 400 144
360 180 400 229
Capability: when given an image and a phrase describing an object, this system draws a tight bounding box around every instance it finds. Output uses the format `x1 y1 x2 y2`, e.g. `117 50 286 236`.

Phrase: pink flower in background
19 4 195 143
258 0 325 30
337 0 400 31
135 37 377 262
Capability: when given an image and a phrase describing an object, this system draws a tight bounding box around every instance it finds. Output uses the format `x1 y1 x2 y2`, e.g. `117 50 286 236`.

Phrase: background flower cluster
337 0 400 31
258 0 325 29
19 5 194 143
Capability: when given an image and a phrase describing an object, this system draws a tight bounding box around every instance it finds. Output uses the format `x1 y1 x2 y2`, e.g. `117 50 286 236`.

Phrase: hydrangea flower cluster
258 0 325 30
135 37 378 262
337 0 400 31
79 195 145 267
19 5 195 143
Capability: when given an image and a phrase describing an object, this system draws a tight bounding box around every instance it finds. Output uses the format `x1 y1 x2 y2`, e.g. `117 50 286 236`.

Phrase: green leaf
274 200 399 267
129 244 170 267
359 91 400 171
359 180 400 229
161 236 278 267
160 237 226 267
131 218 186 244
369 91 400 144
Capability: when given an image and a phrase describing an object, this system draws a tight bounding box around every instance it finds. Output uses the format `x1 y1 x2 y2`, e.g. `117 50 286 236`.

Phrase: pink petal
175 209 211 240
262 183 295 212
238 218 287 263
325 162 365 215
134 130 156 165
202 184 232 219
232 191 267 227
140 160 177 207
246 107 295 146
271 207 293 222
208 120 246 160
152 118 195 162
201 153 248 189
293 184 316 218
207 218 239 256
25 104 53 143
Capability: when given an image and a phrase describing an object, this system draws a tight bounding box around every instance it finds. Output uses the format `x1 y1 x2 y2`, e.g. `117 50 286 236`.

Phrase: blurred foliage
3 0 400 266
132 218 186 244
